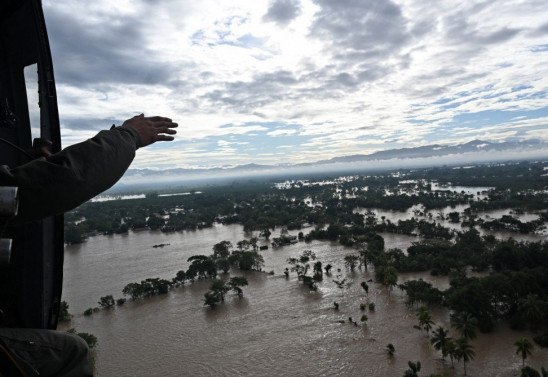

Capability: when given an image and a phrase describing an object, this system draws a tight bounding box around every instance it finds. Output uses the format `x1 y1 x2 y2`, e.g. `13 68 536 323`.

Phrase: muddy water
62 224 548 376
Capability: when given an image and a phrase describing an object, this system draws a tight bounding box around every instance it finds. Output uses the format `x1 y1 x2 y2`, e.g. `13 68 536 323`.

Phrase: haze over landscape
42 0 548 172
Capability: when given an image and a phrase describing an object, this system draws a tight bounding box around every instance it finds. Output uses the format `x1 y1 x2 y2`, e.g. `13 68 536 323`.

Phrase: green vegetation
203 277 249 308
98 295 115 309
63 161 548 244
58 300 72 321
515 337 534 368
122 278 172 299
403 361 421 377
416 306 435 335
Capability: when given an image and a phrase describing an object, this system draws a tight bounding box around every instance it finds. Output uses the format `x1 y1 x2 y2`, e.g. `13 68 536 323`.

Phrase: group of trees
122 278 172 300
376 233 548 336
64 161 547 247
286 250 322 290
481 215 546 234
402 306 544 376
202 277 249 308
79 238 265 315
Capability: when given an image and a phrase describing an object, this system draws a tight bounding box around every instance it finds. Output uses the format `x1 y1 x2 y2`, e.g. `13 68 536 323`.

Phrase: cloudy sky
42 0 548 169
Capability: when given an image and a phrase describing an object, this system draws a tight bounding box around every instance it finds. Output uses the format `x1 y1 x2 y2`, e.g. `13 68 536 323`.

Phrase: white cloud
43 0 548 168
267 129 298 137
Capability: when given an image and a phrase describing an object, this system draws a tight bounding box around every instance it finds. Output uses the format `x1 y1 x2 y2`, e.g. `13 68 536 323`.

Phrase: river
61 222 548 376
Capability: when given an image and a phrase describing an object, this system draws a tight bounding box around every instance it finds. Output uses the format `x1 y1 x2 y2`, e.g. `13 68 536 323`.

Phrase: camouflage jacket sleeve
0 126 139 223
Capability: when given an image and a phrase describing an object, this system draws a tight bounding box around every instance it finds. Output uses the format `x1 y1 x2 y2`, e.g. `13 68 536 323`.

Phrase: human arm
0 115 177 222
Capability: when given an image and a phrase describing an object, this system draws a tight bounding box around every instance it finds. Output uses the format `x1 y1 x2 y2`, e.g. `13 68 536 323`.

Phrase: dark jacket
0 126 139 223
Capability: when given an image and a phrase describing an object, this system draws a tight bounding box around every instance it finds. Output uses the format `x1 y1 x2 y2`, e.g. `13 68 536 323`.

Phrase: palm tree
518 294 545 330
514 337 534 368
360 281 369 294
417 306 435 335
430 326 451 360
445 338 457 369
358 247 368 270
386 343 395 357
344 254 359 271
452 312 478 340
454 337 475 376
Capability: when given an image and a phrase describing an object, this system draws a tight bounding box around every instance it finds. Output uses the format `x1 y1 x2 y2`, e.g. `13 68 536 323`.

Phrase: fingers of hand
156 126 177 135
152 120 178 128
147 116 173 123
156 135 175 142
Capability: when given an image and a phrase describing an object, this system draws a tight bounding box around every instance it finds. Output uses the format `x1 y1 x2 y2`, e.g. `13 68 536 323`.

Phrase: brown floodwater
61 223 548 376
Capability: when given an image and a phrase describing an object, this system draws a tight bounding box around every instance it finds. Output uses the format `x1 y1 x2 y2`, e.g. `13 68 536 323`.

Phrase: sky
41 0 548 169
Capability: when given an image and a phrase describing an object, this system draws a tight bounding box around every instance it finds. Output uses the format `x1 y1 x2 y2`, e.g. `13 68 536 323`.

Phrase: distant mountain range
125 139 547 178
313 139 545 165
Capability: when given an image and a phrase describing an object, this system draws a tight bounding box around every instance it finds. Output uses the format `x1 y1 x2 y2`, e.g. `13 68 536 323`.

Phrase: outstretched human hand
121 114 178 148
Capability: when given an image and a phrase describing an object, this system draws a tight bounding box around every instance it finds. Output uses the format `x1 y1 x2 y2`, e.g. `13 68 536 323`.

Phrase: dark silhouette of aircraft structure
0 0 64 331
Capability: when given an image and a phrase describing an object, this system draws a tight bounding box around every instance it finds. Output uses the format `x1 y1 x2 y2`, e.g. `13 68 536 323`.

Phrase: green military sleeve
0 126 140 223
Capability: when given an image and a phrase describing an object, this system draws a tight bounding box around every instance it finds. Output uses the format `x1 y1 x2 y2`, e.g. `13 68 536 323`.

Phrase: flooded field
62 222 548 376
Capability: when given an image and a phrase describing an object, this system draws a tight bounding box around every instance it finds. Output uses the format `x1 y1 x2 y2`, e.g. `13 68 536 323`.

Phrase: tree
515 337 534 368
98 295 115 309
58 301 72 321
299 250 316 264
383 266 398 295
249 237 259 251
344 254 359 271
216 258 231 274
518 294 546 330
212 240 232 259
386 343 395 357
173 270 187 285
452 312 478 340
302 275 318 291
228 276 249 296
358 245 369 270
210 279 230 301
454 337 475 376
324 264 333 274
361 281 369 294
236 250 265 270
430 326 450 359
260 228 271 239
187 255 217 279
416 306 435 335
147 215 164 230
237 239 251 251
445 338 457 368
403 361 421 377
64 224 85 244
313 261 323 280
203 291 220 308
